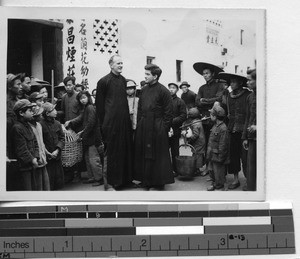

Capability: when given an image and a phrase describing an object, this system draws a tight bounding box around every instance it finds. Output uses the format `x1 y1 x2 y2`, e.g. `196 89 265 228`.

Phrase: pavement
61 142 246 192
61 170 246 192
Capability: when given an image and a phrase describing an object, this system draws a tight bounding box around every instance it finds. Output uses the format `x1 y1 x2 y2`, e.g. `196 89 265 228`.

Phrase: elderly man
95 55 134 190
134 64 174 190
194 62 225 176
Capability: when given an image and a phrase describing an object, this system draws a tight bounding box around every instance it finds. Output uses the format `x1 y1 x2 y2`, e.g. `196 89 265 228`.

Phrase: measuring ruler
0 202 295 258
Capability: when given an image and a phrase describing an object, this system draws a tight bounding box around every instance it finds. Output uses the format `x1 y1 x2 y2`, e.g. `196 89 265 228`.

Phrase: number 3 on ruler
220 238 226 246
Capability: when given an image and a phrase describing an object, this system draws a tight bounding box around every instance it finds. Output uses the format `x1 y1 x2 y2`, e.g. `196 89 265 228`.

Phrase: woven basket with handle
61 126 83 168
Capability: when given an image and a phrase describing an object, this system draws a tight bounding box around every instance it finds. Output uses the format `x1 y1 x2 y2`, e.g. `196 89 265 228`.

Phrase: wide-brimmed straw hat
193 62 224 76
217 72 247 86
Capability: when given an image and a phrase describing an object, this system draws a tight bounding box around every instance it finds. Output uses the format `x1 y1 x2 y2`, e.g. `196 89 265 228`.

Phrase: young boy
181 107 205 175
126 79 139 131
28 104 51 190
206 106 230 191
29 92 44 106
11 99 45 190
40 102 65 190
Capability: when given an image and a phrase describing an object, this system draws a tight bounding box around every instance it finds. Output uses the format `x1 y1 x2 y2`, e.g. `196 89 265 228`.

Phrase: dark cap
29 92 44 102
188 107 200 118
42 102 56 113
179 81 190 88
209 106 226 117
7 73 22 84
13 99 35 113
126 79 138 89
168 83 179 89
33 105 44 117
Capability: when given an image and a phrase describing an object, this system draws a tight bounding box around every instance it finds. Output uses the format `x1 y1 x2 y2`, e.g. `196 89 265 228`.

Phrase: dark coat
207 121 230 164
134 81 174 186
11 120 39 172
40 117 65 190
195 79 225 117
242 91 256 140
181 89 196 109
7 93 18 158
183 119 206 154
226 88 252 133
171 95 187 137
69 104 101 149
60 91 80 123
40 118 65 154
95 72 133 186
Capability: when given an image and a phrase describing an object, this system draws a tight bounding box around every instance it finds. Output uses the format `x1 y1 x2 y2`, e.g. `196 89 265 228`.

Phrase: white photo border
0 6 266 201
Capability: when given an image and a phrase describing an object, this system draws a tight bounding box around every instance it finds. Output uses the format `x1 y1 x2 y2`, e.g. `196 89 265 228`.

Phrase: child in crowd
40 102 65 190
181 107 206 176
74 84 85 94
29 92 44 106
11 99 47 190
126 79 139 131
65 90 103 186
28 104 51 190
206 106 230 191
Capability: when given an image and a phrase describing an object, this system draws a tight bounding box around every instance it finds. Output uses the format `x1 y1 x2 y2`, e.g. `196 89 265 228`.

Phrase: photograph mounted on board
2 7 265 201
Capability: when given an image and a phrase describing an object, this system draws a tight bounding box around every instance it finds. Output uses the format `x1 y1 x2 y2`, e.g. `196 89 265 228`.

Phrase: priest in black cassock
134 64 174 190
95 55 133 190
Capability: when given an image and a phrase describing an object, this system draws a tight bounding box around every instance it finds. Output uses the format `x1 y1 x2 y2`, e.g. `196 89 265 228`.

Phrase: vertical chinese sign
63 19 120 90
65 19 77 78
79 20 89 87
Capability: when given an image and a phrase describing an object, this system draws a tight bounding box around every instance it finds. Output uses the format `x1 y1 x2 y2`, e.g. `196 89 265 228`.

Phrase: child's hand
32 158 39 169
65 121 71 129
51 149 59 158
248 125 256 133
242 140 249 150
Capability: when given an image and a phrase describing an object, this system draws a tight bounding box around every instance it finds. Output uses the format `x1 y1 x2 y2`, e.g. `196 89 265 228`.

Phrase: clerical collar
110 71 121 77
149 80 158 86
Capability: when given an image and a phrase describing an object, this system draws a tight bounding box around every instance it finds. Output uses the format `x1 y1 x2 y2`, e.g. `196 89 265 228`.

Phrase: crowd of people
6 55 257 192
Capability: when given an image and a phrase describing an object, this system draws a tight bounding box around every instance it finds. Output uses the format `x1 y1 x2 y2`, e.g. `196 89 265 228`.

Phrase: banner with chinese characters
63 19 120 90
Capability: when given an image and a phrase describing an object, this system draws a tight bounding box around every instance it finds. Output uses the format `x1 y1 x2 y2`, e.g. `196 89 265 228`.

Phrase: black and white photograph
2 7 265 200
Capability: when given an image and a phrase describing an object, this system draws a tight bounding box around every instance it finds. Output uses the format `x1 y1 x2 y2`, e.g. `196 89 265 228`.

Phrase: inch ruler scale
0 202 295 258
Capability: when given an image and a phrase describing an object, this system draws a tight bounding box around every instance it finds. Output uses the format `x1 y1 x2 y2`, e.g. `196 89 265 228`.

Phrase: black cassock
95 72 133 186
134 82 174 187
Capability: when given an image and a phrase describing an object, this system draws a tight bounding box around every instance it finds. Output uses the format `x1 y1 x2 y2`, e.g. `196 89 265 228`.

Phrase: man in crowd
168 83 187 176
60 76 81 125
95 55 134 190
180 81 196 109
242 69 257 191
6 73 23 190
134 64 174 190
194 62 225 176
218 72 251 190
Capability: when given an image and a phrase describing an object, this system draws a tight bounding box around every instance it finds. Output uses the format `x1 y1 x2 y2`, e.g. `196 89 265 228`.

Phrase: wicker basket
61 127 83 168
